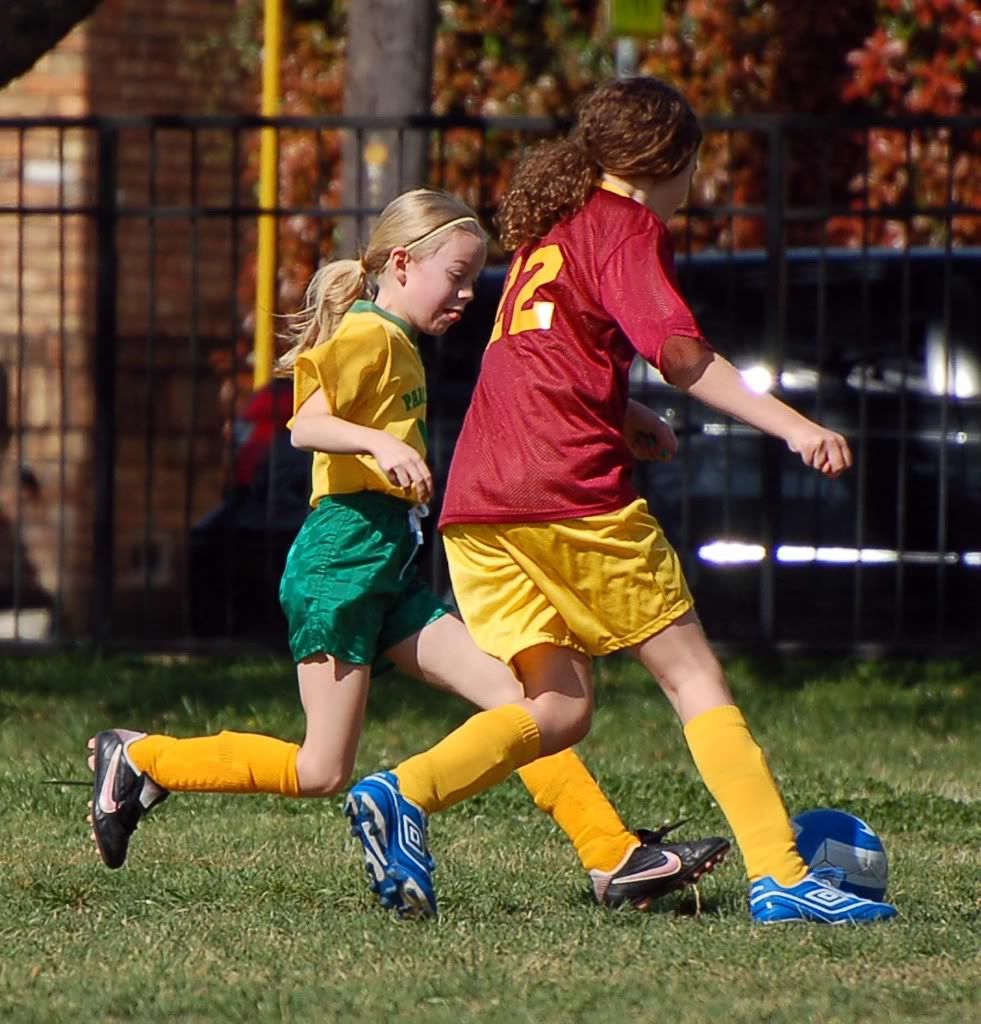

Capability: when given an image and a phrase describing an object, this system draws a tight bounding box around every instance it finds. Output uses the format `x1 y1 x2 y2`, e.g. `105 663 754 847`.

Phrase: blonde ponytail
277 258 368 374
278 188 485 373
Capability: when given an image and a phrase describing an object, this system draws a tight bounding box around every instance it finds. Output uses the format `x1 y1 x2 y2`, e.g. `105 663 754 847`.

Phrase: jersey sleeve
290 326 388 424
599 224 703 369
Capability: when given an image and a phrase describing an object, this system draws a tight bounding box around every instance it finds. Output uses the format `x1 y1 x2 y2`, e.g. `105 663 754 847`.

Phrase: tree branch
1 0 103 89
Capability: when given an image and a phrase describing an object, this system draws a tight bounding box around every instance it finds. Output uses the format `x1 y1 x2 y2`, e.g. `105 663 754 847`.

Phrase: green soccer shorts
279 491 449 666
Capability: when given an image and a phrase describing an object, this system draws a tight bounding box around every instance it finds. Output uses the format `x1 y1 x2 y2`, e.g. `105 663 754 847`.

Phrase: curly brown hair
495 77 702 251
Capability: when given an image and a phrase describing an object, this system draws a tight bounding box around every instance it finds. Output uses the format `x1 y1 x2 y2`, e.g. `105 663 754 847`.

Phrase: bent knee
296 752 352 798
535 695 593 752
563 709 592 746
299 772 349 798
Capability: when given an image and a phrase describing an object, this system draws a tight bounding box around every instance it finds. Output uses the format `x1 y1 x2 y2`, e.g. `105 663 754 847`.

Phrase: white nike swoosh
611 851 683 884
98 745 122 815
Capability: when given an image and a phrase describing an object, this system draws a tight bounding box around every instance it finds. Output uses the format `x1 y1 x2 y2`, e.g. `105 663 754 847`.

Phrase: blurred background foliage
193 0 978 345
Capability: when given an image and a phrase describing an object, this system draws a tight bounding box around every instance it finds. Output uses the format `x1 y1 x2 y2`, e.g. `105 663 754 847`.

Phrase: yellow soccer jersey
290 300 428 505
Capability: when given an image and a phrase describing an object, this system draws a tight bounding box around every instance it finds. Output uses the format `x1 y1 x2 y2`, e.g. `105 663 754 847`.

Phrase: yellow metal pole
253 0 283 389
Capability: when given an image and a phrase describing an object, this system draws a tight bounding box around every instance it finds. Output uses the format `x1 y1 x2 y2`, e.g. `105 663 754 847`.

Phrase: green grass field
0 654 978 1023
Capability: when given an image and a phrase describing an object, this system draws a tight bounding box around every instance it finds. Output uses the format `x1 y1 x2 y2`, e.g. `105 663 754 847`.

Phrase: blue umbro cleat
344 771 437 919
750 873 897 924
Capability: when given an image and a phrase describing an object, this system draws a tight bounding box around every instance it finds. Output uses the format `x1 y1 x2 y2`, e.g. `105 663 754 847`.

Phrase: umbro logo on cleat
401 814 427 859
807 886 853 907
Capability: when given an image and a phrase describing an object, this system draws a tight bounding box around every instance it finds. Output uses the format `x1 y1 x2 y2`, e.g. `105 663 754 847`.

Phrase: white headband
404 216 480 252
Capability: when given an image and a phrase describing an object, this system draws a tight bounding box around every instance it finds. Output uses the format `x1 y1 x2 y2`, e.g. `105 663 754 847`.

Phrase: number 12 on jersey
489 244 564 345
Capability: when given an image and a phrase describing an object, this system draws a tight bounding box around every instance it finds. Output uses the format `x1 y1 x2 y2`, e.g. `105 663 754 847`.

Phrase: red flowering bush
834 0 980 246
219 0 977 354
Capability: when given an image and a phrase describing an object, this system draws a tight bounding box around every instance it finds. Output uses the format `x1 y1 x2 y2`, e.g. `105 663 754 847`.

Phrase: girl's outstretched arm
661 336 852 478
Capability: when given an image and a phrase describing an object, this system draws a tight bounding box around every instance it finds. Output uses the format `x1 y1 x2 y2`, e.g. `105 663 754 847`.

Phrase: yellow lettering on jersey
489 258 522 345
509 244 563 335
487 244 564 346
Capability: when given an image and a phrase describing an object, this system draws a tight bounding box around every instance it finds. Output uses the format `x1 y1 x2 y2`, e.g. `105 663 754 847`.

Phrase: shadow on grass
0 651 978 731
0 653 470 725
600 651 981 694
595 653 981 732
569 885 731 919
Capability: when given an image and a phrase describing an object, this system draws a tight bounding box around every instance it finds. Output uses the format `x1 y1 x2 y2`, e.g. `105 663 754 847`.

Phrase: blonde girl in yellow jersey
86 188 725 917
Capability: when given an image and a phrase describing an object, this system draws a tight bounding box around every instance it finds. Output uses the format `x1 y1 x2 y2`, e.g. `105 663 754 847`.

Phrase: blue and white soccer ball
791 808 889 901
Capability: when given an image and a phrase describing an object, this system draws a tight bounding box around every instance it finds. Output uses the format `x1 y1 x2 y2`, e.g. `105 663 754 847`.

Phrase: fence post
760 118 787 643
93 123 118 645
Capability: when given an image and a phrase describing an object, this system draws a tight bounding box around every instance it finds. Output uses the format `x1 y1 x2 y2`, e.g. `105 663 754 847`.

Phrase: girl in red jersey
439 77 896 924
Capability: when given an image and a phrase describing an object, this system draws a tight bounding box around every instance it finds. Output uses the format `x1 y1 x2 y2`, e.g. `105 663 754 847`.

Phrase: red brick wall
0 0 248 639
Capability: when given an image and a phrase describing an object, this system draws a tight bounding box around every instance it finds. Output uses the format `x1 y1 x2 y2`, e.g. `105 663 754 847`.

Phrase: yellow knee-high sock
518 750 638 873
394 704 540 814
683 705 806 885
127 731 301 797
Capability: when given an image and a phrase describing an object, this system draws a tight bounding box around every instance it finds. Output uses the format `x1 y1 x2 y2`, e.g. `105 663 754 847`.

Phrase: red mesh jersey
439 187 704 526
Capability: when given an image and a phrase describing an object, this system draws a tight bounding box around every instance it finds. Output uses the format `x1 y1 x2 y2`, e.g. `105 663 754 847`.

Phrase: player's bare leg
631 612 896 923
513 643 729 908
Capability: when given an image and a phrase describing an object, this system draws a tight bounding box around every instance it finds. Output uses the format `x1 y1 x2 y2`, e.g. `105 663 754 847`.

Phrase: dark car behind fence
0 113 978 652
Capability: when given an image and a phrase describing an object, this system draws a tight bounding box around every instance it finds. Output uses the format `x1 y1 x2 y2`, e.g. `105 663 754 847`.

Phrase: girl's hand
624 400 679 462
371 433 434 502
787 425 852 478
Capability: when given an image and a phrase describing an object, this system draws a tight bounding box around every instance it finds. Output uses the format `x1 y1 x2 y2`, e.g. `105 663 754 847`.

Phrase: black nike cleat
590 820 731 909
86 729 168 869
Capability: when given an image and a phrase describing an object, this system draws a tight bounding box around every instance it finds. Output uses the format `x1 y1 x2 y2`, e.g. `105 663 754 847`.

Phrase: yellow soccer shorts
442 498 693 668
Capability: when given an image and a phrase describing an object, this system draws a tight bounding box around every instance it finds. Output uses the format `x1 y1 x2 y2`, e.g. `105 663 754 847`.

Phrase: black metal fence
0 113 978 652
